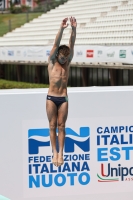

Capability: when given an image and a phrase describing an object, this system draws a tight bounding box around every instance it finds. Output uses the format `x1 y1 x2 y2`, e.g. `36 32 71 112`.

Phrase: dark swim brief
47 95 68 107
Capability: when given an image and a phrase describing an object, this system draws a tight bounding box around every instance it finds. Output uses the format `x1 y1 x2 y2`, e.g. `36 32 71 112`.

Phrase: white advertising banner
0 45 133 64
0 87 133 200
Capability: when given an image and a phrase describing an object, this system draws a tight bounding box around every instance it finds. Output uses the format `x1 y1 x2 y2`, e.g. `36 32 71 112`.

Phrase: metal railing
0 64 133 87
0 13 41 36
0 0 68 36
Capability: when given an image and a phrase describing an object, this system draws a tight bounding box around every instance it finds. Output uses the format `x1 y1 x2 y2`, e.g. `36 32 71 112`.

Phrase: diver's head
57 45 70 64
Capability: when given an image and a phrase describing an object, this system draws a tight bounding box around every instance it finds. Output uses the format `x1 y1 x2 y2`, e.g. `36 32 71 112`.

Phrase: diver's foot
52 153 58 167
58 153 64 166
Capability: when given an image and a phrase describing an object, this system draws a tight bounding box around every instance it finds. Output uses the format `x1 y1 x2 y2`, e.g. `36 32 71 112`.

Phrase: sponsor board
23 119 91 198
22 117 133 198
97 124 133 183
1 89 133 199
0 46 133 64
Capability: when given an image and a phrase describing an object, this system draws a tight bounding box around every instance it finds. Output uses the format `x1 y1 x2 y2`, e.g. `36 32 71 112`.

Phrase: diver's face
58 53 68 64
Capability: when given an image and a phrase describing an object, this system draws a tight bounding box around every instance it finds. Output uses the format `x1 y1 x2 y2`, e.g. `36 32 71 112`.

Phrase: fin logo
28 127 90 154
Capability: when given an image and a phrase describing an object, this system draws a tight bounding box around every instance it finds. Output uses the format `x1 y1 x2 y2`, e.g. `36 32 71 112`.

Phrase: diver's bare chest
49 62 68 76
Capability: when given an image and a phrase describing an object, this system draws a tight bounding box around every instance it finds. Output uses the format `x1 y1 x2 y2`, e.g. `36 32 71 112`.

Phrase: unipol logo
28 127 90 154
97 163 133 182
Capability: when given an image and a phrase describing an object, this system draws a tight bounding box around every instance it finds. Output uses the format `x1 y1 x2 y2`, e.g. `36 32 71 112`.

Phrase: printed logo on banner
2 50 6 56
119 50 126 58
107 52 115 58
27 49 43 57
97 125 133 182
8 50 14 56
97 50 103 57
16 50 21 56
76 51 83 57
86 50 94 58
46 50 50 56
27 126 90 188
27 49 32 57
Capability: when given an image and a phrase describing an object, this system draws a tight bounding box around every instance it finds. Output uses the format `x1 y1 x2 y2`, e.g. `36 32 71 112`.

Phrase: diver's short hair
57 45 70 57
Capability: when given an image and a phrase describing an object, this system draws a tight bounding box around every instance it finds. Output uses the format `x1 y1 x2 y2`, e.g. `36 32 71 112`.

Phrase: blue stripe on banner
28 129 49 138
28 127 90 138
